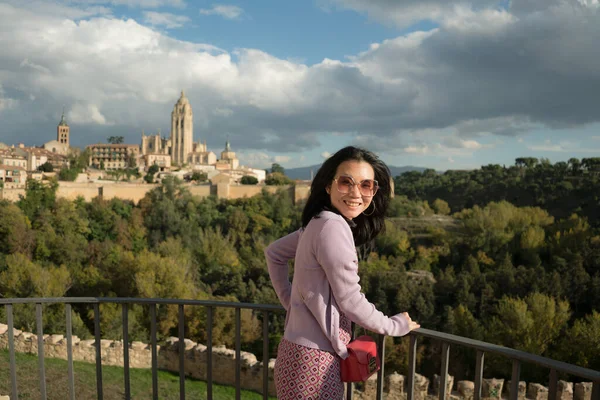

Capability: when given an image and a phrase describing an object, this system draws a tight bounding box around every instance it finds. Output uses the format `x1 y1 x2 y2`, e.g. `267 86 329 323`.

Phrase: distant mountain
284 164 429 180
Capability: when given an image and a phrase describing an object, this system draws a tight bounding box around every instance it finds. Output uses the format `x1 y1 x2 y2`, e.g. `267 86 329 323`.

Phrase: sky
1 0 600 170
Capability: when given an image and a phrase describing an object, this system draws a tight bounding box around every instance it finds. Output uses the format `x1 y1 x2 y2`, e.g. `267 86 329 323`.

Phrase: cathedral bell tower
170 90 193 166
57 109 70 147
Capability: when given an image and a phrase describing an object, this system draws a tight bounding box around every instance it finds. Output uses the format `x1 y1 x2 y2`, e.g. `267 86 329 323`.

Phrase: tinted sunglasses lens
359 180 378 196
336 176 353 193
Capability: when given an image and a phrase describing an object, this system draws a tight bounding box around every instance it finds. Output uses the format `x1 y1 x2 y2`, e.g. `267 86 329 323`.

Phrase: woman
265 146 420 399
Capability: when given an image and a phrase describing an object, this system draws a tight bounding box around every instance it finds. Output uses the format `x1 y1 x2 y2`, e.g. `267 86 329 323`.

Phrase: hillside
284 164 429 180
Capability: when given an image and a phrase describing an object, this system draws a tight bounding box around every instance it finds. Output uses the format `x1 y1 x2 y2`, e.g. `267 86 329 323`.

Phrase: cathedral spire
58 107 68 126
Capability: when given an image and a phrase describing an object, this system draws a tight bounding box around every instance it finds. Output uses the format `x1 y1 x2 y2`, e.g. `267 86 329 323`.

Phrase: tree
38 162 54 172
58 167 79 181
191 171 208 182
240 175 258 185
18 178 58 220
432 199 451 215
107 136 124 144
265 172 292 185
271 163 285 174
144 164 159 184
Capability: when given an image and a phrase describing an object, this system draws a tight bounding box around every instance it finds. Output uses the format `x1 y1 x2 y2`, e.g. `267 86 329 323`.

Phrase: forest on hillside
0 161 599 382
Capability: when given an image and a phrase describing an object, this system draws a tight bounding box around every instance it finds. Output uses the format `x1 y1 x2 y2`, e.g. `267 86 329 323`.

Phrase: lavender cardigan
265 211 410 359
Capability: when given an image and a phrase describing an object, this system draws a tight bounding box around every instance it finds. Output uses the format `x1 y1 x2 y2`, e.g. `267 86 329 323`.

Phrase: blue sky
1 0 600 170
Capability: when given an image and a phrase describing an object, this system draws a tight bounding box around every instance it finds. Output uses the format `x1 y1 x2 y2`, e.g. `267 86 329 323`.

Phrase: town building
88 144 140 170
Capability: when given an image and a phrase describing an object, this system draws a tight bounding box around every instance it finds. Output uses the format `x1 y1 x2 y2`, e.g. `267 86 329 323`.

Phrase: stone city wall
0 324 595 400
0 182 308 204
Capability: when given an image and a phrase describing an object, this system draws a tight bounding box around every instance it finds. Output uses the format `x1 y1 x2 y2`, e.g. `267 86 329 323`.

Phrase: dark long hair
301 146 392 246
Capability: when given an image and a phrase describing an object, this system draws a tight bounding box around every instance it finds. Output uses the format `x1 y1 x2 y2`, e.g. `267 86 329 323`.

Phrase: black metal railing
1 297 599 400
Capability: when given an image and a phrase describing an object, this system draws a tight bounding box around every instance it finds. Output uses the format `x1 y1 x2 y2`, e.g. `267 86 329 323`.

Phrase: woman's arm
316 219 413 336
264 230 301 311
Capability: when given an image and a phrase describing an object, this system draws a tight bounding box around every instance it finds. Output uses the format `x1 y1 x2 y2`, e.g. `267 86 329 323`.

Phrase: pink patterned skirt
274 314 352 400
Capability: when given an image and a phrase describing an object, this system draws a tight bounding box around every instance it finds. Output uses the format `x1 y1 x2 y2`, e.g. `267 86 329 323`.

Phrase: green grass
0 350 275 399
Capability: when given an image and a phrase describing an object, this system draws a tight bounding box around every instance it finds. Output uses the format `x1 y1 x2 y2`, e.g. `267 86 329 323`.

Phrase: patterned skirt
274 314 351 400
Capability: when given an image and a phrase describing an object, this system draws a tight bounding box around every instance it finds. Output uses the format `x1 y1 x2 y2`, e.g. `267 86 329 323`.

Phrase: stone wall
0 181 309 204
0 323 595 399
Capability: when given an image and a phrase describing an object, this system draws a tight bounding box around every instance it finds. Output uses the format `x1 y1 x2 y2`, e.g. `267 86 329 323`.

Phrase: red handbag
340 335 380 382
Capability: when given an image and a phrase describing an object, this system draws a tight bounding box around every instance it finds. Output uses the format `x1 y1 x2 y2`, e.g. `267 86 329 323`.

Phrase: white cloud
0 85 19 112
321 0 499 28
142 11 190 28
1 0 600 158
68 103 111 125
274 155 291 163
321 152 332 159
199 4 244 20
238 152 293 168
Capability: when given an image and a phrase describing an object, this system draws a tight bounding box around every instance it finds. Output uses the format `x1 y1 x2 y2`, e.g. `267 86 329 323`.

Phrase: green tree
107 136 124 144
37 162 54 172
271 163 285 174
431 199 451 215
18 178 58 220
556 311 600 370
191 171 208 182
487 292 570 355
240 175 258 185
265 172 292 185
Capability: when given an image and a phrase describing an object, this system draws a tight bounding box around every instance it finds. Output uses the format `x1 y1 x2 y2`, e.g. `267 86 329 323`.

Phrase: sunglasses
333 175 379 197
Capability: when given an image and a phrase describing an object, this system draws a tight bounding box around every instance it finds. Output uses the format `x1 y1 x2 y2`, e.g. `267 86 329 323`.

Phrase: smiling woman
265 146 420 399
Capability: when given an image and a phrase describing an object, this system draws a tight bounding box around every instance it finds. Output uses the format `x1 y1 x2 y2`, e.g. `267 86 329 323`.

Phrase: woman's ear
326 185 331 194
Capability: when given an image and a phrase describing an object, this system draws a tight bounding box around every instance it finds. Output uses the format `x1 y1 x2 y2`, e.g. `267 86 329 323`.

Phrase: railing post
206 306 213 399
407 334 418 400
376 334 385 400
235 307 241 400
439 342 450 400
262 310 269 400
66 304 75 400
510 360 521 400
548 369 558 400
150 303 158 400
6 304 18 400
94 303 103 400
591 382 600 400
346 322 356 400
122 303 130 400
36 303 47 400
178 304 186 400
474 351 484 400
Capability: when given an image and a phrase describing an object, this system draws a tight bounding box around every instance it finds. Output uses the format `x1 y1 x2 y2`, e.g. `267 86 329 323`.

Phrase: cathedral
140 91 237 170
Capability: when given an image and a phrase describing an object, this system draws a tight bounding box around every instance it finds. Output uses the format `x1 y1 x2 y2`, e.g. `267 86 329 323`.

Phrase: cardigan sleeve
265 229 301 311
315 219 410 337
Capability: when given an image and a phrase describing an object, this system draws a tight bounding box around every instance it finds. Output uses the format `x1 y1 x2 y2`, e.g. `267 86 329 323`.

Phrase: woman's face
327 160 376 220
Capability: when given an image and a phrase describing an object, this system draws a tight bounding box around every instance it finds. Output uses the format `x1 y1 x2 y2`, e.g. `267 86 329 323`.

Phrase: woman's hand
403 312 420 331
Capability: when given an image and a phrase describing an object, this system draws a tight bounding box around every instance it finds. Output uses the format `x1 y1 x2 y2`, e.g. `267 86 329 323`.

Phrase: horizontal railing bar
0 297 283 311
412 329 600 380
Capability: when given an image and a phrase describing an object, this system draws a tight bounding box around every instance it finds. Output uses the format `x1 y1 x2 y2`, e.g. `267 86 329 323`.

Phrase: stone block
386 373 405 396
433 374 454 397
457 380 475 400
507 380 526 400
130 341 147 350
0 323 8 335
414 373 430 400
482 378 504 400
528 383 549 400
46 334 64 344
557 381 573 400
574 383 592 400
0 395 10 400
